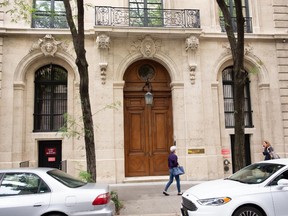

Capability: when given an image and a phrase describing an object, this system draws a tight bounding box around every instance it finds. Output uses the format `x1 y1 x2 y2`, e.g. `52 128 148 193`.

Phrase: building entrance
38 140 62 169
124 60 173 177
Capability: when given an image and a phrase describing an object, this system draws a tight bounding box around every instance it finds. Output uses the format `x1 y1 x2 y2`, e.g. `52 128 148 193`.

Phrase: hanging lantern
145 91 153 105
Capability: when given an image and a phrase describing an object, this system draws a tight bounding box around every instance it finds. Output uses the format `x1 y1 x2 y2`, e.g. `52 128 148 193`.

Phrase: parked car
0 167 115 216
181 159 288 216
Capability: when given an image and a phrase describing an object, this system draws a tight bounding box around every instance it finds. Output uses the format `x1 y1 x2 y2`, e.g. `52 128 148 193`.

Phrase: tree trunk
216 0 247 171
233 70 246 171
63 0 97 181
77 60 97 181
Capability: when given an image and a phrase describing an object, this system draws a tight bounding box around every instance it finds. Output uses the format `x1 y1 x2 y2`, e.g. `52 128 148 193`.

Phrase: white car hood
184 179 259 199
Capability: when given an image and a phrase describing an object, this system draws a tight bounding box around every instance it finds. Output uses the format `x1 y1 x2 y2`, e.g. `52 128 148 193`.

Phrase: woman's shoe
163 191 169 196
177 192 183 195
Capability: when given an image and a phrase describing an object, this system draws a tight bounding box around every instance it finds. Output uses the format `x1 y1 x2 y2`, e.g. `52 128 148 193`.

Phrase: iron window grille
222 67 253 128
32 0 68 28
34 64 67 132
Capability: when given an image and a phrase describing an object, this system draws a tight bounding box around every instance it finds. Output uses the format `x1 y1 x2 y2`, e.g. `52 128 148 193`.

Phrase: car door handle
33 203 43 207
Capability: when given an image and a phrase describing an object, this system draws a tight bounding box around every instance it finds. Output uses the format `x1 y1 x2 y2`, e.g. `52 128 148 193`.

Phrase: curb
117 214 180 216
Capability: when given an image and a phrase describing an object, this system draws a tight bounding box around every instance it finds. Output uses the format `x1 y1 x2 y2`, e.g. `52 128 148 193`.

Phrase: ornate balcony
95 6 201 28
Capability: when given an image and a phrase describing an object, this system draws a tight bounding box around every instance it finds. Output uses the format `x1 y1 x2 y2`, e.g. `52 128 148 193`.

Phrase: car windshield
47 170 86 188
227 163 285 184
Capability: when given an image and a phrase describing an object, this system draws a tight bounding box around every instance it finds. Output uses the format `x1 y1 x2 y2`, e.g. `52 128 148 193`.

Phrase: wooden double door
124 60 174 177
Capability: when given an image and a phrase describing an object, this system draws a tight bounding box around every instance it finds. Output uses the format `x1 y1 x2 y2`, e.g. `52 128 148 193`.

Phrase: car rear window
47 170 86 188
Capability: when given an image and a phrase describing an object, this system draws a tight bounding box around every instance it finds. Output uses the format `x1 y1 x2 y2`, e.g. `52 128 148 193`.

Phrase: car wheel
233 206 263 216
46 214 65 216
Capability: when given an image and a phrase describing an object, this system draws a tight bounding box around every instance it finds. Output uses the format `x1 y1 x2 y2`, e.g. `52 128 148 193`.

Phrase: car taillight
92 192 111 205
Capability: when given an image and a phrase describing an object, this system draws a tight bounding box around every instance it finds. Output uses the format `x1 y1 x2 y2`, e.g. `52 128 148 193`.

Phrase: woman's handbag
270 151 280 159
173 166 185 176
268 147 280 159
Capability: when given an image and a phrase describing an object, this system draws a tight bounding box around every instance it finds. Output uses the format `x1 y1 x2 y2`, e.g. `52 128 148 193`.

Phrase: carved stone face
45 42 54 52
41 41 57 56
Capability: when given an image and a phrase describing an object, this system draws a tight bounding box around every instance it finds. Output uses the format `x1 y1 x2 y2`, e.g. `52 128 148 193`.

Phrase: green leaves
0 0 34 23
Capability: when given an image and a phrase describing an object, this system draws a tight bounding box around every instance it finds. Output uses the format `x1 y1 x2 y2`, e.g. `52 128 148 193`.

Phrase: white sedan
0 168 115 216
181 159 288 216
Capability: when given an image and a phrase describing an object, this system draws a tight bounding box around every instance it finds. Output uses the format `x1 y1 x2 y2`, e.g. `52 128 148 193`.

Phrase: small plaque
188 148 205 154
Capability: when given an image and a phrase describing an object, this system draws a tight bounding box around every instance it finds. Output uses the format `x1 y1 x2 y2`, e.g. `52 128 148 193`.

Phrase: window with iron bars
34 64 67 132
219 0 252 33
32 0 68 28
222 67 253 128
129 0 163 27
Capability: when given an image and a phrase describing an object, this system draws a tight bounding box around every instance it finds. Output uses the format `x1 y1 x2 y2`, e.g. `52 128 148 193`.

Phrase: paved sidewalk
110 181 200 216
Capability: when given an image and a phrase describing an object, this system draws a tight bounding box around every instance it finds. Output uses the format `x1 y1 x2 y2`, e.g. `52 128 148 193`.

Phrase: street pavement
110 181 201 216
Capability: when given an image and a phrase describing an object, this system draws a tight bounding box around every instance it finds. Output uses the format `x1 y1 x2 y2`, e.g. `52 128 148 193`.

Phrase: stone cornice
0 27 285 41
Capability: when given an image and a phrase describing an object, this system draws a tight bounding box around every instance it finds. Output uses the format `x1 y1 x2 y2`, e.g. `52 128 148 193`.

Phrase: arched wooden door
124 60 173 177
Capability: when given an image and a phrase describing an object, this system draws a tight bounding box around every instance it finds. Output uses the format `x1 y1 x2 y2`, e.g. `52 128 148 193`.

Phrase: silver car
0 167 115 216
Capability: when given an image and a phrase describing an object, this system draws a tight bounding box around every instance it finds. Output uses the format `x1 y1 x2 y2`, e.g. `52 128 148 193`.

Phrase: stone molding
185 35 199 84
96 34 110 84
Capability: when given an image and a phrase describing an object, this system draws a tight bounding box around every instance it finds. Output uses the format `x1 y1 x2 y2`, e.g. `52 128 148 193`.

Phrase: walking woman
263 140 273 160
163 146 182 196
262 140 280 160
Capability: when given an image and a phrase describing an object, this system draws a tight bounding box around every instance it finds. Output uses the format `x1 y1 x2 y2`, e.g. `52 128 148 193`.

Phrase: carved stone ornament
99 63 108 84
222 43 232 54
130 35 161 58
185 36 199 51
96 34 110 85
30 34 63 56
186 35 199 84
96 34 110 49
222 43 254 55
189 64 197 84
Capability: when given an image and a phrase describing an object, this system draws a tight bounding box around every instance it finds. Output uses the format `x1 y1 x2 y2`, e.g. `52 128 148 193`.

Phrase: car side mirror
277 179 288 189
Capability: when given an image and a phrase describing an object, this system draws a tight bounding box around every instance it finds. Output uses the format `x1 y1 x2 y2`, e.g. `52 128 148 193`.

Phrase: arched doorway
124 59 173 177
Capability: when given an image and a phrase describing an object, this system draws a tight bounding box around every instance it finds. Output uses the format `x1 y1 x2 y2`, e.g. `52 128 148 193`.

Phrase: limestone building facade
0 0 287 183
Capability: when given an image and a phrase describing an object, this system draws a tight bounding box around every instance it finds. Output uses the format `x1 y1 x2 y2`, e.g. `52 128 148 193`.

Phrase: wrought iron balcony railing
95 6 201 28
220 17 253 33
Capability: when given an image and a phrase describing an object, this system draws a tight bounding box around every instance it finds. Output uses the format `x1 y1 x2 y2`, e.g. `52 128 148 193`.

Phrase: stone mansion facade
0 0 287 183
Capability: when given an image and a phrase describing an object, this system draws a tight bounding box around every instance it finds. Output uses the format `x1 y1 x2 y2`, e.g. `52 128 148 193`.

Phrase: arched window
222 66 253 128
34 64 67 132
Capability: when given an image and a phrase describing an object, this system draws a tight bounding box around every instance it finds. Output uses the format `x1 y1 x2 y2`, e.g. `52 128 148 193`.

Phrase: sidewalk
110 181 200 216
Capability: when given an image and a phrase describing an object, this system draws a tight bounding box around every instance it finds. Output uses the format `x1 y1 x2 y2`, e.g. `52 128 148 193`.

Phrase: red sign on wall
221 149 230 155
48 157 56 162
45 148 57 156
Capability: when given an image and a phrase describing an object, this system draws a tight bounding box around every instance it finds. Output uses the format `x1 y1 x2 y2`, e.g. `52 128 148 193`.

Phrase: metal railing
95 6 201 28
220 16 253 33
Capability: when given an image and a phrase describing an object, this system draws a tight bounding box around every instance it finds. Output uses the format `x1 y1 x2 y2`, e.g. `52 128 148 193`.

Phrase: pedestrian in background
263 140 274 160
163 145 183 196
263 140 272 160
262 140 280 160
